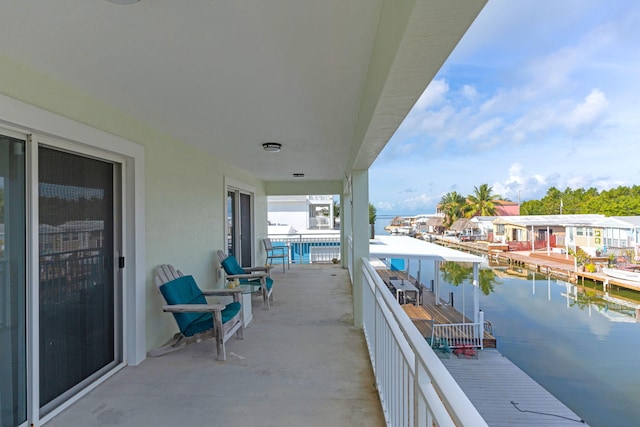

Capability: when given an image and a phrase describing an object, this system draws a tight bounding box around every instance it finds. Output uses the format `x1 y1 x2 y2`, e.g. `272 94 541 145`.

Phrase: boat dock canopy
370 235 485 264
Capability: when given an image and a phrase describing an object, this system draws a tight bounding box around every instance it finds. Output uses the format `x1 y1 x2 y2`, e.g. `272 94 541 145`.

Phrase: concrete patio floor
45 264 385 427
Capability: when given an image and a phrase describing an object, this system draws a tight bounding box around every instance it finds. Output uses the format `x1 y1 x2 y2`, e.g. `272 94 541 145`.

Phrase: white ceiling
0 0 485 184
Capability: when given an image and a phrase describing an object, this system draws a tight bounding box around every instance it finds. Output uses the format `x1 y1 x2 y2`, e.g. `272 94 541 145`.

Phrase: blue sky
370 0 640 216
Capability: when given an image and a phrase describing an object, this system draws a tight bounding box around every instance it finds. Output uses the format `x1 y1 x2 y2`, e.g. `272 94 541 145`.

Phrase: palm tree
368 203 377 225
466 183 501 217
439 191 467 227
368 203 377 239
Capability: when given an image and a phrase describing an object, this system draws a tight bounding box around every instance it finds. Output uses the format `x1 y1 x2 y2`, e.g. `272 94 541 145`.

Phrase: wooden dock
433 235 640 293
376 269 497 348
492 250 640 292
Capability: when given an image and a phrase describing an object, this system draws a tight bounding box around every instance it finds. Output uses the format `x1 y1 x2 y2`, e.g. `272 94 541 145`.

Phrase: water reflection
434 266 640 427
561 283 640 323
439 261 501 295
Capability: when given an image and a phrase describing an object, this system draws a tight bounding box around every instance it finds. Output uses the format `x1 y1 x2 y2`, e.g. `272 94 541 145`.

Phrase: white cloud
468 117 504 141
492 163 550 201
418 105 456 133
375 201 395 212
525 44 588 92
461 84 478 100
399 193 437 211
563 88 609 133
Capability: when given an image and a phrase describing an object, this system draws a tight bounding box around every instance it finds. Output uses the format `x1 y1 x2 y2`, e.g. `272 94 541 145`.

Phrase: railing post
299 234 303 264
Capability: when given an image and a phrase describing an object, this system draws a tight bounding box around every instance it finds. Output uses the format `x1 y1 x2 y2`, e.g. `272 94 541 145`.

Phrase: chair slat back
155 264 183 289
216 250 228 264
263 238 274 251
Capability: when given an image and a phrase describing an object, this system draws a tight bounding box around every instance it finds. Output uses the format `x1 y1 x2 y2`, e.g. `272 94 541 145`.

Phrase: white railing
362 258 487 427
431 323 483 350
268 233 340 264
307 195 333 202
309 245 340 263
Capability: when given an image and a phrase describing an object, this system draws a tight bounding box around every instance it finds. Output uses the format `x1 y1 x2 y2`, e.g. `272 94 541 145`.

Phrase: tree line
520 185 640 216
438 184 640 228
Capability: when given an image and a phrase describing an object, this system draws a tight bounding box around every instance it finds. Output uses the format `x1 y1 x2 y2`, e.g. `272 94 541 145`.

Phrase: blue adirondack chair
217 250 274 309
154 264 244 360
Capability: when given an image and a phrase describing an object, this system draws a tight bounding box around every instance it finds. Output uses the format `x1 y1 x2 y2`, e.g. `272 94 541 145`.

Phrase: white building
268 195 336 233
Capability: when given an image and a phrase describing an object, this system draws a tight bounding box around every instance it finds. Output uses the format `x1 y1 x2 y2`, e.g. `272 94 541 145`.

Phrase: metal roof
493 214 605 227
369 235 485 264
596 216 640 228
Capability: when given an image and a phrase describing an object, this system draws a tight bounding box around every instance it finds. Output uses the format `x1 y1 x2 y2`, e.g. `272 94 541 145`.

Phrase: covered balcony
0 1 488 426
44 264 387 426
44 261 485 427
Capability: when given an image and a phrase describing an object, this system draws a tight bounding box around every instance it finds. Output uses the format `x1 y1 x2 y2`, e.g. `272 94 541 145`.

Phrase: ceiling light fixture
262 142 282 152
293 173 305 178
105 0 140 5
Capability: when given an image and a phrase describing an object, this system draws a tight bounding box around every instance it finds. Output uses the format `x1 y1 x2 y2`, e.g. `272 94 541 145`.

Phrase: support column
340 192 349 268
350 169 369 328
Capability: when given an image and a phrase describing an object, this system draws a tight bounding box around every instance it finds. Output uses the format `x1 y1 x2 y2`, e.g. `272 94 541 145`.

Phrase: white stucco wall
0 53 268 352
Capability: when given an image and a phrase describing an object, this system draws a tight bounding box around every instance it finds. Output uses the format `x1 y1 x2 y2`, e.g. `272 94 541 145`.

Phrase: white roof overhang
0 1 487 190
370 235 485 264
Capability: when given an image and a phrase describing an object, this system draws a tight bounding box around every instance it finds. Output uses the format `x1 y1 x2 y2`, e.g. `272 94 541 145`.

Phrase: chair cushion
159 275 241 336
221 256 272 288
222 256 257 284
159 275 212 337
221 256 247 276
221 301 242 323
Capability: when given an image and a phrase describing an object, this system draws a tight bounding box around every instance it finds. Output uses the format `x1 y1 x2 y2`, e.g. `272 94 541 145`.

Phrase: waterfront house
492 214 604 249
450 218 480 237
425 215 446 235
470 216 496 240
492 214 640 258
588 216 640 257
0 2 488 426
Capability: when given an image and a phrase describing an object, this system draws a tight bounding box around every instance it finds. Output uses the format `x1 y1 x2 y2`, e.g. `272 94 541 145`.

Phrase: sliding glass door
38 146 121 413
0 133 26 427
227 187 254 267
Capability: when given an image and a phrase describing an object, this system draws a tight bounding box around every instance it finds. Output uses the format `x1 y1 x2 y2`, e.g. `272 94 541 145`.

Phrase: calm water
419 263 640 427
373 219 640 425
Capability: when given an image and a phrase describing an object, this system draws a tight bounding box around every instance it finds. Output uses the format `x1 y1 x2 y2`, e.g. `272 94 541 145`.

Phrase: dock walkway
442 349 588 426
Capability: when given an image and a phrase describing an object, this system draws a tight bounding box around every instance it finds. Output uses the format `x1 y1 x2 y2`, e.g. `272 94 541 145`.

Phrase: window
225 177 255 267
